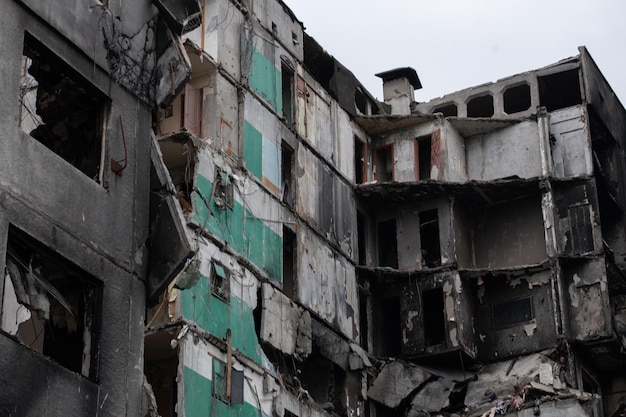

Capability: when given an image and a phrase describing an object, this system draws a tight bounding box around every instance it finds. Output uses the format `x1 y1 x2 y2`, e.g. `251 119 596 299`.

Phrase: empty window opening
212 167 233 209
357 210 367 265
281 63 295 127
568 204 594 254
19 33 107 181
432 103 458 117
377 219 398 268
355 87 368 115
467 94 494 117
503 83 531 114
491 297 533 329
374 145 394 182
358 284 370 351
281 141 294 208
538 69 582 112
282 226 296 299
422 287 446 348
1 226 101 380
145 333 179 417
378 297 402 357
581 367 601 395
354 137 367 184
420 209 441 268
210 261 230 302
159 137 196 213
299 353 347 414
416 135 431 180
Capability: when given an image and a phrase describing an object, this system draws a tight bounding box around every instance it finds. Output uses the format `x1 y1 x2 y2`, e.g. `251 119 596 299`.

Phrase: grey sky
283 0 626 108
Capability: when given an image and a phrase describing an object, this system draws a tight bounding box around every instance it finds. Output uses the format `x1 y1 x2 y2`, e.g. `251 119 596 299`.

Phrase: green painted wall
244 121 263 180
181 274 264 364
184 367 266 417
243 121 281 191
194 174 282 283
248 48 282 112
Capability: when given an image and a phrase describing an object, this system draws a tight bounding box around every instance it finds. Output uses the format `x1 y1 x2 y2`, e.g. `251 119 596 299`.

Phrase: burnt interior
20 33 106 181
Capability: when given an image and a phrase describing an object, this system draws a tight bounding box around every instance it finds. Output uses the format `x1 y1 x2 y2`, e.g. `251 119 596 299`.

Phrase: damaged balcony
154 40 218 216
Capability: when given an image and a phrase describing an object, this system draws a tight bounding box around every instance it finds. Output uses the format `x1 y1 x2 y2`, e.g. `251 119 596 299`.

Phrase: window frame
19 32 108 183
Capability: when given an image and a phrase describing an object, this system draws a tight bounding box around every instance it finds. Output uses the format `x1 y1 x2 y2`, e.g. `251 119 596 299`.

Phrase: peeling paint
523 321 537 336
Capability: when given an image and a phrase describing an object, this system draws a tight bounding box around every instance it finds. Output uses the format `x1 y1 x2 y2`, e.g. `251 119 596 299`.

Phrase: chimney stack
375 67 421 115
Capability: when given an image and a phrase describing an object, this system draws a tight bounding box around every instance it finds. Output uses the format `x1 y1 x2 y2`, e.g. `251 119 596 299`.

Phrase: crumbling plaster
466 120 542 181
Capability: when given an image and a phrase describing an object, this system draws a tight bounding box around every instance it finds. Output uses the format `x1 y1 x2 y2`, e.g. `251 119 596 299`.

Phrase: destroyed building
1 1 626 417
0 0 197 415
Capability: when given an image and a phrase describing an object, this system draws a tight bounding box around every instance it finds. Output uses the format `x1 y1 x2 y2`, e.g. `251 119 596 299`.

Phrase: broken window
212 357 244 405
281 61 295 127
210 261 230 302
357 210 367 265
1 226 101 380
212 167 233 209
538 69 582 112
422 287 446 348
491 297 533 329
159 136 197 213
377 219 398 268
358 280 370 351
374 145 394 182
420 209 441 268
416 135 432 180
378 297 402 356
467 94 494 117
432 103 458 117
213 358 228 402
281 141 294 208
503 83 531 114
354 136 367 185
299 352 348 415
355 87 368 115
19 33 107 181
145 331 179 417
580 367 600 395
282 226 296 299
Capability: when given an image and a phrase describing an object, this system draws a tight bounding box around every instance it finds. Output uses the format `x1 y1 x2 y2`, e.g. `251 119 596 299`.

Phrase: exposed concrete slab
260 283 312 359
408 378 454 414
367 360 431 408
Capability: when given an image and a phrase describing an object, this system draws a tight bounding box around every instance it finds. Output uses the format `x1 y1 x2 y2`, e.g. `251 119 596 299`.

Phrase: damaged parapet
376 67 421 116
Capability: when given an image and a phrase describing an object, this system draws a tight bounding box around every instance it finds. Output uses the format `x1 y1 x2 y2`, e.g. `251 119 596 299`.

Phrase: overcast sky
282 0 626 107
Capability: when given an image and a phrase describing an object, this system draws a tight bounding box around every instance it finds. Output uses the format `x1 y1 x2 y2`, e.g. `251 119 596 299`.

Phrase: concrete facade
2 1 626 417
0 0 193 415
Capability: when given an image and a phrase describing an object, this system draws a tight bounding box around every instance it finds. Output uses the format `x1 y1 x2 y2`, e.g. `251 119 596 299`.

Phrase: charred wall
0 1 155 416
475 270 557 360
466 194 547 269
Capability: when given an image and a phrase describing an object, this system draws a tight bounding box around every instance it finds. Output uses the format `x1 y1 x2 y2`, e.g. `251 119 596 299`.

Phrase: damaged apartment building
1 1 626 417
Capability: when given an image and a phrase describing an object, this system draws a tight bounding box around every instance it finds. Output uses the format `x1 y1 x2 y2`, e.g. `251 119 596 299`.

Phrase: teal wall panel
183 367 267 417
248 48 282 112
244 121 263 180
181 275 264 363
